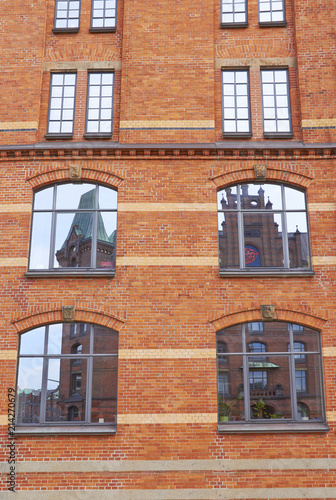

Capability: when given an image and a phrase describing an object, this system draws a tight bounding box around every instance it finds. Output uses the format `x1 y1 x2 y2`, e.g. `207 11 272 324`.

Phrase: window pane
17 358 43 424
217 186 238 210
56 183 96 210
217 325 243 353
29 212 52 270
47 323 90 355
96 212 117 269
249 355 292 419
45 358 87 422
247 321 289 356
98 186 118 210
296 354 323 420
287 212 309 268
93 326 119 355
240 184 282 210
54 212 93 268
219 212 240 269
20 327 45 355
243 212 283 268
218 356 244 422
91 356 118 423
292 325 320 352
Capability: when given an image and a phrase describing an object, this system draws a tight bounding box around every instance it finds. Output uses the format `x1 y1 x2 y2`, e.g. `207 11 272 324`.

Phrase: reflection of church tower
55 189 116 268
219 185 306 268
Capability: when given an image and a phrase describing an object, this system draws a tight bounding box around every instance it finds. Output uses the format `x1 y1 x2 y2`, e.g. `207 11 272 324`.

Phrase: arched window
216 322 325 429
217 183 312 274
28 183 117 275
16 323 118 430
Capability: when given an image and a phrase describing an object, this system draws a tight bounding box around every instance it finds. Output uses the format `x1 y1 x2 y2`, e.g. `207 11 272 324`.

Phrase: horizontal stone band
1 488 336 499
43 61 121 71
119 349 216 359
311 256 336 265
0 350 17 360
0 121 38 131
302 119 336 128
308 203 336 211
216 57 297 69
0 203 31 213
0 457 334 474
120 120 215 129
118 413 217 424
0 258 28 267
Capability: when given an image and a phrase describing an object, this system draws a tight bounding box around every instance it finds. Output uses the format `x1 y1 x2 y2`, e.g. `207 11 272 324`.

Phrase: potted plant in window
218 395 243 422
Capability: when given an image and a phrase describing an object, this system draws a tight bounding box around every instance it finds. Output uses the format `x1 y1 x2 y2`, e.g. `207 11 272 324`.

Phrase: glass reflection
287 213 309 268
45 358 87 422
218 356 244 422
29 213 52 269
20 327 45 355
243 213 283 267
17 357 43 423
91 357 118 423
55 213 93 268
218 212 240 269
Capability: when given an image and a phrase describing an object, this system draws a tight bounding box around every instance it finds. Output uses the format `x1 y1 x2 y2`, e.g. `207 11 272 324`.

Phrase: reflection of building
219 185 308 269
56 189 116 269
217 322 321 421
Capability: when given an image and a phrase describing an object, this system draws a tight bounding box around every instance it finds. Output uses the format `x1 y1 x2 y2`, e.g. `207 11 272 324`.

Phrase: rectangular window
54 0 81 32
295 370 306 392
222 69 251 137
85 73 114 137
259 0 286 25
90 0 117 31
221 0 247 27
46 73 76 138
261 69 292 137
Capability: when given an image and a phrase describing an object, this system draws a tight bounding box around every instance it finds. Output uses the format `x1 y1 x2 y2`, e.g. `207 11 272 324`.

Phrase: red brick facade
1 0 336 498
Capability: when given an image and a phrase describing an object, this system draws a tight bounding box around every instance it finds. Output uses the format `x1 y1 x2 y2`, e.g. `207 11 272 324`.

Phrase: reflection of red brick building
219 185 307 269
217 322 322 421
56 189 116 269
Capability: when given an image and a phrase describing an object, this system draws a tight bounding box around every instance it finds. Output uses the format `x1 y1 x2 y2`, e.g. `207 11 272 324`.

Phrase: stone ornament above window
217 182 313 276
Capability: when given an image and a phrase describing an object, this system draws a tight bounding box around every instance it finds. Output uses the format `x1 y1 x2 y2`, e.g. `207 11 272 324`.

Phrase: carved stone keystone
69 164 82 180
62 305 75 322
254 164 267 180
260 304 275 321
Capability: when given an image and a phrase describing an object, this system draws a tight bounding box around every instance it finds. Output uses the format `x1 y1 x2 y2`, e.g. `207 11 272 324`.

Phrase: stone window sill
15 424 116 435
45 133 74 140
25 270 116 278
263 132 294 139
222 132 252 138
52 28 80 34
218 421 329 433
89 27 116 33
259 21 287 28
83 133 113 140
220 22 248 28
219 270 314 277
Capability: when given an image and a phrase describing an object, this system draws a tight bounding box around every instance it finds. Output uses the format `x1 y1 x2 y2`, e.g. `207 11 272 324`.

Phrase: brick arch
209 306 327 332
11 303 126 334
45 45 120 63
216 39 295 60
210 165 314 191
27 165 124 191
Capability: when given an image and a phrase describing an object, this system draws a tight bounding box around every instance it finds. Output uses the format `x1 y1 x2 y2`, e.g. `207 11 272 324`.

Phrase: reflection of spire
266 196 272 209
258 186 264 195
221 193 226 208
296 225 300 233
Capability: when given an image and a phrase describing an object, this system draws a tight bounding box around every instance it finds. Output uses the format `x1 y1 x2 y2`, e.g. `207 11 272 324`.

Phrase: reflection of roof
60 190 115 249
240 362 280 369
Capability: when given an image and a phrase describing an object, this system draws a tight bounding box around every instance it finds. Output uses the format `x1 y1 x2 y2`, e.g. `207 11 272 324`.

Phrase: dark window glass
222 70 251 136
29 183 117 273
217 322 324 424
218 183 311 272
47 73 76 136
16 323 118 426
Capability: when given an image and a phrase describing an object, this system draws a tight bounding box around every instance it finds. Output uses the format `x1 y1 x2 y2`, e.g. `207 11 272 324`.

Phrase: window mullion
49 186 57 269
39 326 49 424
242 324 250 421
237 187 245 269
281 186 290 268
289 324 298 420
